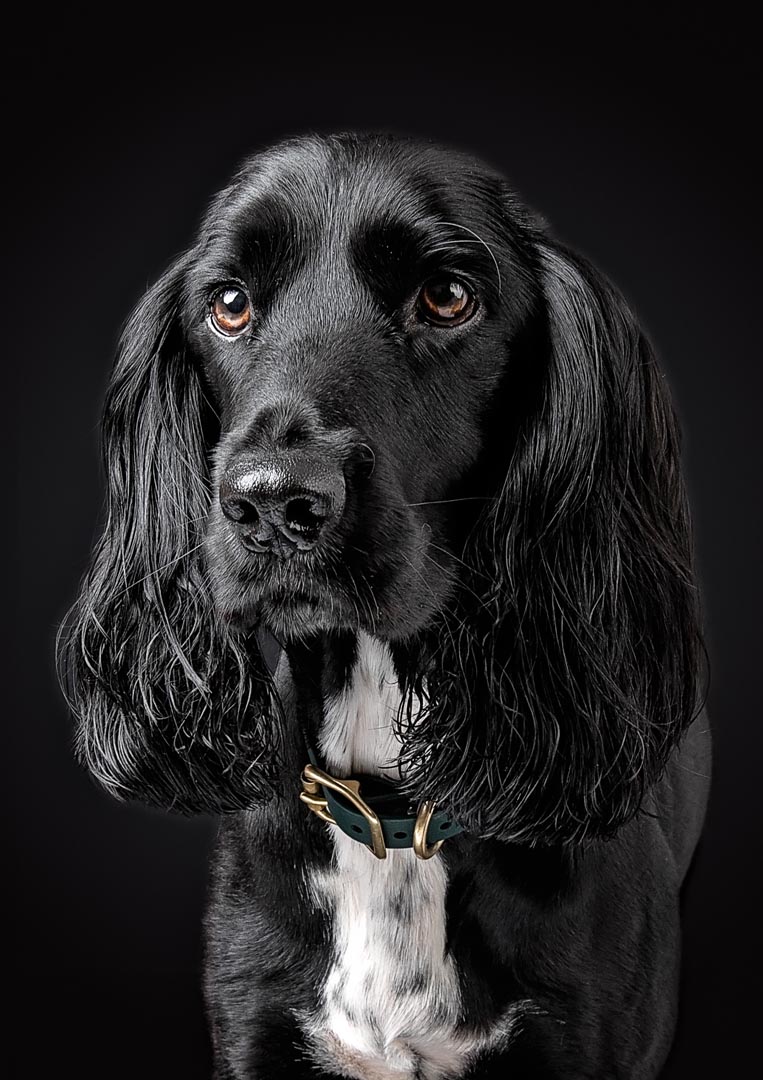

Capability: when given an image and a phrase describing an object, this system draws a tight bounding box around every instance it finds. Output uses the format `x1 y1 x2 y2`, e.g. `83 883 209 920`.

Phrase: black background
7 14 761 1078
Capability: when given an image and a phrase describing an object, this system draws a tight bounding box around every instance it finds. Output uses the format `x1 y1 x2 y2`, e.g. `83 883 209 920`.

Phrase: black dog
61 133 710 1078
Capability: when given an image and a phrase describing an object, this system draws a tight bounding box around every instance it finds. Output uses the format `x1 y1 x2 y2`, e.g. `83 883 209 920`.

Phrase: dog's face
63 132 702 837
187 137 532 641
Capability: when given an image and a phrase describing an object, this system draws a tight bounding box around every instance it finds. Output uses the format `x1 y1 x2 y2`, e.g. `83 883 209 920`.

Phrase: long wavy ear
402 239 705 844
58 253 280 813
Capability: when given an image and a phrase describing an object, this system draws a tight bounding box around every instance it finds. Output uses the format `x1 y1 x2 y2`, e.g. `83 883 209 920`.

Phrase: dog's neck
285 630 411 781
319 632 405 780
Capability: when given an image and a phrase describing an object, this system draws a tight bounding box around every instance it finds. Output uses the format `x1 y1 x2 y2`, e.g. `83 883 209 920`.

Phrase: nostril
221 496 258 524
283 496 328 540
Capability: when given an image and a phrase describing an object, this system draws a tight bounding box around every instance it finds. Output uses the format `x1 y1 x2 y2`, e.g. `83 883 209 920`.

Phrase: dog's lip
259 586 323 607
256 587 341 635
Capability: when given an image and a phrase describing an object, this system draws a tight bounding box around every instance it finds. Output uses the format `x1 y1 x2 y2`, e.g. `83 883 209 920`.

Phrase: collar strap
299 758 462 860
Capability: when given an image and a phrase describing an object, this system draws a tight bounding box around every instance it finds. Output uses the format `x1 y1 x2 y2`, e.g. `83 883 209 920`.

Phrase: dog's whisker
426 540 492 583
106 542 208 603
404 497 495 507
440 220 502 296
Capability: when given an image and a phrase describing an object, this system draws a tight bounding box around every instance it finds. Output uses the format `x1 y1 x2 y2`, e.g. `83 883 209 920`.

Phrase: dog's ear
59 252 281 813
402 239 705 844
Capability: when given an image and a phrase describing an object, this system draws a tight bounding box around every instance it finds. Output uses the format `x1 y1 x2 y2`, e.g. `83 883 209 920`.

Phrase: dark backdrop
7 16 761 1079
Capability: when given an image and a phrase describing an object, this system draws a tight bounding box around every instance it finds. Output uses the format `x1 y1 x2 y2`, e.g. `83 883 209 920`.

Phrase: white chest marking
301 633 529 1079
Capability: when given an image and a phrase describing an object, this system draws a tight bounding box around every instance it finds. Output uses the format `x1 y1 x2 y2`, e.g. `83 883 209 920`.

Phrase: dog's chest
302 634 502 1080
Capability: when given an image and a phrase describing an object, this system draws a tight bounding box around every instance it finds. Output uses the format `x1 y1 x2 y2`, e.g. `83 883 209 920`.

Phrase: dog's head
61 133 703 840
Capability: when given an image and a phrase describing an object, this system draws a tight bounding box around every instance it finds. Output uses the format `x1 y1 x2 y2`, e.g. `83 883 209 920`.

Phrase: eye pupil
211 287 252 335
221 288 246 314
433 282 463 306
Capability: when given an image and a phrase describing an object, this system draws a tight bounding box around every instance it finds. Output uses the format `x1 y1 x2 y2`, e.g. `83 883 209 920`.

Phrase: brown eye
418 277 476 326
210 287 252 336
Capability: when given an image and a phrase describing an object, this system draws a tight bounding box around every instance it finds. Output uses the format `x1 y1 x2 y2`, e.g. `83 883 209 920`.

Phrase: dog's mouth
260 587 322 618
251 583 355 640
209 495 458 641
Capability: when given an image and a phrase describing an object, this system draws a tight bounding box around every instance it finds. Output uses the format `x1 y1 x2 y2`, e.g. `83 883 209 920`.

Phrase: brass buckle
300 762 387 860
412 800 444 860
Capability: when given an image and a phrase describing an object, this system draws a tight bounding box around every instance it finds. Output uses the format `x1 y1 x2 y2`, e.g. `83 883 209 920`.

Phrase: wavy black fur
59 253 282 813
399 242 703 843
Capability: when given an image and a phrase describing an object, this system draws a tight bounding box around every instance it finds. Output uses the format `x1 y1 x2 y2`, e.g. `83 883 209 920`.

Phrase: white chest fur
301 633 523 1080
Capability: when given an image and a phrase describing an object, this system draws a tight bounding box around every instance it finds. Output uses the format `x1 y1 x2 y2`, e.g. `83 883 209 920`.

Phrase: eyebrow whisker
440 221 502 297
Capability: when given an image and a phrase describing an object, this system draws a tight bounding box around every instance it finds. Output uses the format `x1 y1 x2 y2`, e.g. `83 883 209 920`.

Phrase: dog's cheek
204 515 247 613
374 525 454 636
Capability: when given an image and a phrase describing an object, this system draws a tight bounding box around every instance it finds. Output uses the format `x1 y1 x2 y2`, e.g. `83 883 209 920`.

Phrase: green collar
299 750 462 860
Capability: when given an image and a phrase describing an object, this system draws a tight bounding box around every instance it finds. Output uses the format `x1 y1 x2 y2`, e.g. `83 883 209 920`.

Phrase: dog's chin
211 545 455 642
257 592 347 641
218 584 363 641
220 583 439 643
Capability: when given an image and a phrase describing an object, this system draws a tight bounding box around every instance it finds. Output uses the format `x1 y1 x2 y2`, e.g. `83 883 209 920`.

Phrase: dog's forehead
205 134 500 242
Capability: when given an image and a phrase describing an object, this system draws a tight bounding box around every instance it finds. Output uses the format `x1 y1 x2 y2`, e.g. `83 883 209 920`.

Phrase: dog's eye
210 287 252 336
418 277 476 326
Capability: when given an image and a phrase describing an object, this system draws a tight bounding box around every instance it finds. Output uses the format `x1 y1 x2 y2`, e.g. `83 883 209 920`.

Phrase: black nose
219 455 345 554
